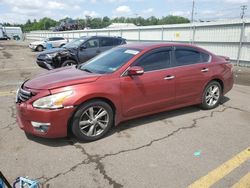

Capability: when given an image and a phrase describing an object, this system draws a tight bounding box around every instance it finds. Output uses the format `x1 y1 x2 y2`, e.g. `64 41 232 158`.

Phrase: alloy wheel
79 106 109 137
205 84 220 106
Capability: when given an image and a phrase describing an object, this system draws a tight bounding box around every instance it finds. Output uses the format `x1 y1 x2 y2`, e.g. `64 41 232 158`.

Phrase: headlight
46 52 58 59
33 90 73 109
59 51 70 55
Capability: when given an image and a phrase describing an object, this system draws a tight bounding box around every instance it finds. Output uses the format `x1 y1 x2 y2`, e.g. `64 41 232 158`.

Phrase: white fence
25 19 250 66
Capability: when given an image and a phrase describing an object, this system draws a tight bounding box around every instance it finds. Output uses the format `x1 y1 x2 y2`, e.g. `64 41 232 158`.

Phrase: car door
48 37 57 48
54 37 63 47
173 46 212 106
120 48 176 118
78 38 100 63
99 37 114 53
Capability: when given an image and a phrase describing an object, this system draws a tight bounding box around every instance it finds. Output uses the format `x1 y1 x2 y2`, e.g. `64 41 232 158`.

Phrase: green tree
18 14 190 32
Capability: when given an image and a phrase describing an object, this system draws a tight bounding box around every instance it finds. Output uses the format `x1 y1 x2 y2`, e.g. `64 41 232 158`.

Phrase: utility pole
190 0 195 44
135 14 138 26
240 5 247 19
85 15 91 29
236 5 247 67
191 0 195 23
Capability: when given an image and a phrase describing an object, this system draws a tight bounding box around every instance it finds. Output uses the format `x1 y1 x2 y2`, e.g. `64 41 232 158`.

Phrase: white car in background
28 37 68 51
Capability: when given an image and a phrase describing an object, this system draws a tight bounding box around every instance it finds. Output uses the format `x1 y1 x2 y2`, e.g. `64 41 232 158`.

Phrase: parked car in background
0 35 10 40
29 37 68 52
36 36 126 70
0 28 10 40
16 43 234 141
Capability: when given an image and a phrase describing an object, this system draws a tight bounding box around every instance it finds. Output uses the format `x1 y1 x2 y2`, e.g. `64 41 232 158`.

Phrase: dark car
36 36 126 70
16 43 234 141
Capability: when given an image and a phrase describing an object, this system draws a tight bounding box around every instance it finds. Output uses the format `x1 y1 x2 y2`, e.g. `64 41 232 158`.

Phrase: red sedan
16 43 234 141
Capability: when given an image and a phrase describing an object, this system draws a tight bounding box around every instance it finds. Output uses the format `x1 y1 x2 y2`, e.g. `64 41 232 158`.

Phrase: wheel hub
205 85 220 106
79 106 109 137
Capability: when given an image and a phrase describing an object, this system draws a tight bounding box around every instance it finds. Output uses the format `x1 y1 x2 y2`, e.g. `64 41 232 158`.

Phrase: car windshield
63 37 86 48
79 48 141 74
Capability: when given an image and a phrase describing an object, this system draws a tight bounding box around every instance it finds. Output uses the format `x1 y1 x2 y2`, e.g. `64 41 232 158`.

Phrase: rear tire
71 100 114 141
36 45 43 52
201 81 222 110
61 60 77 67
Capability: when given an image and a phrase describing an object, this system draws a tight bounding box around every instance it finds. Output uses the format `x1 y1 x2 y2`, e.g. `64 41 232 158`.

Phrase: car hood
38 47 64 55
24 66 101 90
37 47 76 56
30 41 45 45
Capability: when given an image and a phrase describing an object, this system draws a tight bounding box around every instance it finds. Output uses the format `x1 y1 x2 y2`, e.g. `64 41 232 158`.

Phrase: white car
29 37 68 51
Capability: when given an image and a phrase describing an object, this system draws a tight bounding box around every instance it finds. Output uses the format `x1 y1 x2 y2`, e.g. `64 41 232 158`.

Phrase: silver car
29 37 68 51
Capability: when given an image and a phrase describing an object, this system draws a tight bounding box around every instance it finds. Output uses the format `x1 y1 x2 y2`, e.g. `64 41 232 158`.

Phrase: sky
0 0 249 24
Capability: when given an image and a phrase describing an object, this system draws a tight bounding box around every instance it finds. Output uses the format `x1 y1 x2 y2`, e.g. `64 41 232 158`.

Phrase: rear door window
100 38 114 47
174 49 202 66
48 37 55 41
201 52 210 62
113 38 123 46
53 37 64 40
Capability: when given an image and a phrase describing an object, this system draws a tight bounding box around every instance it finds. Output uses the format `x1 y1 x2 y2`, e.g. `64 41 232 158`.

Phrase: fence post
236 21 246 67
192 25 196 44
138 28 141 42
161 26 164 41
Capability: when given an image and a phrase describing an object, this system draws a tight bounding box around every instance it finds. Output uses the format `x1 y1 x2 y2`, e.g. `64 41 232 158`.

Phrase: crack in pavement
40 143 123 188
39 106 237 187
221 104 250 113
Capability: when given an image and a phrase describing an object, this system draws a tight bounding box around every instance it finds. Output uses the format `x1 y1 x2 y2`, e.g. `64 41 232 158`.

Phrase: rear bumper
16 103 75 138
223 72 234 95
36 60 54 70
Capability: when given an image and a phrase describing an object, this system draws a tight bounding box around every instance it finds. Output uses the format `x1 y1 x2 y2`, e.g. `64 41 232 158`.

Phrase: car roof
79 36 125 40
121 42 205 51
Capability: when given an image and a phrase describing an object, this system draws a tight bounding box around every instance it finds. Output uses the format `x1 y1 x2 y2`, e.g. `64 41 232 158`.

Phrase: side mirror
127 66 144 76
80 44 87 50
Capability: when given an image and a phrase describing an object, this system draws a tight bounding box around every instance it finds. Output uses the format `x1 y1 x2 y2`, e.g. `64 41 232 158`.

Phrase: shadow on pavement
26 96 231 147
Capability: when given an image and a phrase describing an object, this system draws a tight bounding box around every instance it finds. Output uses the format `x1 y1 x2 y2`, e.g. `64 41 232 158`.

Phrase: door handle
96 50 101 54
201 68 209 72
164 75 175 80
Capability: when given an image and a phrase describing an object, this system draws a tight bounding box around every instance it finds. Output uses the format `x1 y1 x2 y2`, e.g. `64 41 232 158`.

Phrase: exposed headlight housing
59 51 70 56
46 52 58 59
33 90 73 109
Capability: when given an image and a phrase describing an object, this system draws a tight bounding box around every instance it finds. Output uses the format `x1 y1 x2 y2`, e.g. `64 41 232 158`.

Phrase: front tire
61 60 77 67
201 81 222 110
71 100 114 141
36 45 43 52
